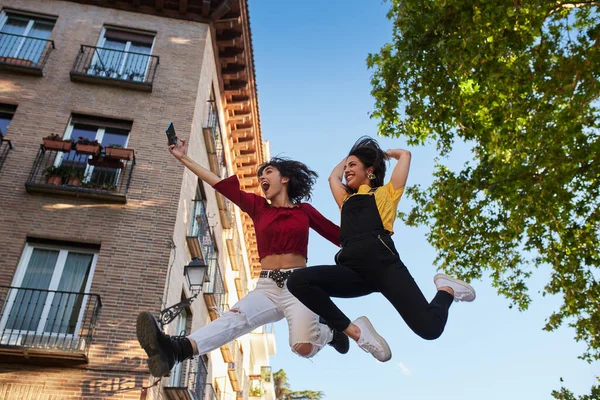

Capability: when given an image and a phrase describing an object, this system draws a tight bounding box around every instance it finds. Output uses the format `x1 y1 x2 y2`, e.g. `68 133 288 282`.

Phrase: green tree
273 369 324 400
367 0 599 397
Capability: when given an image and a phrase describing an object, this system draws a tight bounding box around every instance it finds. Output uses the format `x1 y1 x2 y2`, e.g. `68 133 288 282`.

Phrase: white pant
187 273 333 358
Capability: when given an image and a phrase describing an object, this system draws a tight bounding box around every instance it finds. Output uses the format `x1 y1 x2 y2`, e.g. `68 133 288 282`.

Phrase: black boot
136 311 194 377
328 328 350 354
320 317 349 355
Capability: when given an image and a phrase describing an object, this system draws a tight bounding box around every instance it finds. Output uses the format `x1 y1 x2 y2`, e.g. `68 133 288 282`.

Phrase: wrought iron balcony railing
70 45 159 91
227 342 243 392
0 136 13 173
203 254 227 321
0 286 101 363
164 356 210 400
0 32 55 75
25 146 136 203
204 101 228 179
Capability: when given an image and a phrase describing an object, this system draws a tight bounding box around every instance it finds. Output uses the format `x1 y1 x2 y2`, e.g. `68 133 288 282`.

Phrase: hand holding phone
166 122 178 146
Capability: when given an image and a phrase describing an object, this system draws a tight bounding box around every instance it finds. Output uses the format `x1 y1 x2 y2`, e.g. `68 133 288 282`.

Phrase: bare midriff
260 253 307 270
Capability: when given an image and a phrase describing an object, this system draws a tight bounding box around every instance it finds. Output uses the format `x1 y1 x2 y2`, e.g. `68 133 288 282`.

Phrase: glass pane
89 38 126 78
6 249 59 332
18 20 53 63
45 252 93 334
0 112 13 137
101 128 129 147
122 42 152 81
169 310 188 386
0 17 28 58
61 124 98 176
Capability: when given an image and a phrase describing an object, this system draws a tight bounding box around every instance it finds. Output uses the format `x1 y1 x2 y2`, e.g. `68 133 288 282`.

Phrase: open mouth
345 174 354 183
261 181 270 193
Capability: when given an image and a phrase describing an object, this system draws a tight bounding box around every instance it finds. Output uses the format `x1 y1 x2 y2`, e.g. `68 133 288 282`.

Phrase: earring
367 173 376 180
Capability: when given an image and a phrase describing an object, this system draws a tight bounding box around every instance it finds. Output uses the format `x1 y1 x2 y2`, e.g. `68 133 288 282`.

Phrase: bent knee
292 342 316 358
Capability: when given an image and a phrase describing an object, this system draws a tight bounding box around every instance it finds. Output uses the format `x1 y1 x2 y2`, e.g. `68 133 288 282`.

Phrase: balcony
0 32 55 75
0 136 13 173
227 341 243 392
164 356 209 400
0 286 101 365
203 255 227 321
70 45 159 92
25 145 136 203
226 225 244 272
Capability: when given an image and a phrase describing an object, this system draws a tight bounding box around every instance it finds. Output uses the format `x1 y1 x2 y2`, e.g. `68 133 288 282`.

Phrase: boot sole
136 311 170 377
434 274 476 301
356 316 392 362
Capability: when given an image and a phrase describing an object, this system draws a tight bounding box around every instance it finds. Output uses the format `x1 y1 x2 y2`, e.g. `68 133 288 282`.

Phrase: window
0 11 54 64
57 114 132 187
0 104 16 138
0 242 98 346
89 27 155 81
169 306 189 387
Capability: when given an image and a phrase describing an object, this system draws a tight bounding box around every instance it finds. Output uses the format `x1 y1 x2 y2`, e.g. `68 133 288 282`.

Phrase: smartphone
166 122 178 146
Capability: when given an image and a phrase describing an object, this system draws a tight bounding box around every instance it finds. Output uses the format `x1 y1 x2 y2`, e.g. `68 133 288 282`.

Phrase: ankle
344 323 361 341
438 286 454 297
188 338 199 355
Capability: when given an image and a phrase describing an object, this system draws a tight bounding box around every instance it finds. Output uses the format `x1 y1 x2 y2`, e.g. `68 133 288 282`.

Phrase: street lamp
159 257 209 326
184 256 208 294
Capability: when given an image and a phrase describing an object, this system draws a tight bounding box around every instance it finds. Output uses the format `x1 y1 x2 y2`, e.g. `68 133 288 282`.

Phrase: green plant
101 182 117 191
249 387 263 397
44 133 64 141
76 136 100 146
43 165 68 178
65 167 86 180
106 143 124 148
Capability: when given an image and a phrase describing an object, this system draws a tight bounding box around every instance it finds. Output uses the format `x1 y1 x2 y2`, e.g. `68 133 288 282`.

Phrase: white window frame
55 118 131 184
0 10 54 60
0 243 99 346
90 26 155 81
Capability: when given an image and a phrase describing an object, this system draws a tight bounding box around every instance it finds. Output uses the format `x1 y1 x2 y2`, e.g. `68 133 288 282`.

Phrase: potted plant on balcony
65 167 86 186
104 143 135 161
75 137 102 156
42 134 73 152
43 165 67 185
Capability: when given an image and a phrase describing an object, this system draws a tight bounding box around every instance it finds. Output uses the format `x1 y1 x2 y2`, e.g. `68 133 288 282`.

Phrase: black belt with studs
259 269 295 288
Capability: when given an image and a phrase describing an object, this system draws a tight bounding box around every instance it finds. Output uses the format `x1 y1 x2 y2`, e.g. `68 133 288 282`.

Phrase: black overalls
287 189 454 339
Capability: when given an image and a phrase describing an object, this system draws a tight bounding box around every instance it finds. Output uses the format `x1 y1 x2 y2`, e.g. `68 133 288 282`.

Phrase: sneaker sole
356 316 392 362
434 274 476 301
136 311 170 377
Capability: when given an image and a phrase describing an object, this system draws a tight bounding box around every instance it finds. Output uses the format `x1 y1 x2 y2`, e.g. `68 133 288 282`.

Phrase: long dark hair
257 157 318 203
346 136 389 193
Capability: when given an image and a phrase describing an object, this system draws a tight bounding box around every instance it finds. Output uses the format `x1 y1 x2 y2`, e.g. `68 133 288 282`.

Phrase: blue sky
246 1 599 398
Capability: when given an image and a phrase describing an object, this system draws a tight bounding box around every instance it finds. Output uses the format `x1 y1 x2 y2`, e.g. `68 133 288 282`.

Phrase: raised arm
169 139 221 186
328 158 347 208
385 148 411 190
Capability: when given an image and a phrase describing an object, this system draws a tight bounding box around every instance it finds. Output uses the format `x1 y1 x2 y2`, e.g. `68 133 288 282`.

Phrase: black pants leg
287 265 376 332
287 238 454 339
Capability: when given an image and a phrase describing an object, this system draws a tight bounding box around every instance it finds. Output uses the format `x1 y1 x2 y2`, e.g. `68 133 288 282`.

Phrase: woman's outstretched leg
136 288 283 377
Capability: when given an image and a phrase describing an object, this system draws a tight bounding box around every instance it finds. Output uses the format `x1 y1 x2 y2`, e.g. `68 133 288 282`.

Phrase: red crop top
212 175 340 260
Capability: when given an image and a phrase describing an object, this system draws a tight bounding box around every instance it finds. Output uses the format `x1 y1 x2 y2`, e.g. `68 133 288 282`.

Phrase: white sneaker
353 316 392 362
434 273 476 302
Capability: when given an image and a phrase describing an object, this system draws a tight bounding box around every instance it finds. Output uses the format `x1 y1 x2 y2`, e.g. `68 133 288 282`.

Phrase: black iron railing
0 32 55 74
205 101 227 178
0 136 13 172
165 355 210 399
0 286 101 355
71 45 159 90
25 146 136 203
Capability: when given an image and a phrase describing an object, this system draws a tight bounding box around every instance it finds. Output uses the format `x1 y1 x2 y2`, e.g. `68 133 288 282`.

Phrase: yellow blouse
342 181 404 233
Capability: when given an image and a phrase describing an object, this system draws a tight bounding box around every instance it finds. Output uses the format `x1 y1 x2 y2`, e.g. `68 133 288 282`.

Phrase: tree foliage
368 0 599 396
273 369 324 400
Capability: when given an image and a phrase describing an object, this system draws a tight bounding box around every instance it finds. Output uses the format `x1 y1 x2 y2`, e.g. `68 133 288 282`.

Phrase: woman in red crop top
135 139 350 378
288 137 476 363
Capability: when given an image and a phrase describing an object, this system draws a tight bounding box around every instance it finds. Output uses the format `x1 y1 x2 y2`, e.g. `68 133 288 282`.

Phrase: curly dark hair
346 136 389 193
257 157 318 204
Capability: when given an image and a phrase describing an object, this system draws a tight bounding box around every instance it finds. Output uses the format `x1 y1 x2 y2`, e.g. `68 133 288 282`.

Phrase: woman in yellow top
287 137 476 362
